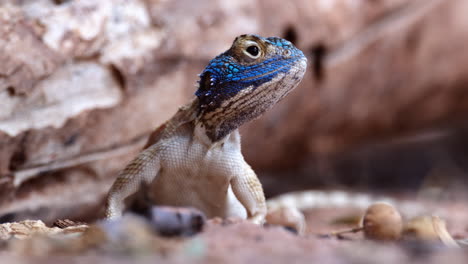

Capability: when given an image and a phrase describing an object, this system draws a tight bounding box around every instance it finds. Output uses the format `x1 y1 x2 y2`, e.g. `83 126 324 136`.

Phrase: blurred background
1 0 468 223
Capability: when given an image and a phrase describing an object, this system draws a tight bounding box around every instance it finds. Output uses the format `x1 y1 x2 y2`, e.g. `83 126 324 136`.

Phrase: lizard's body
105 35 307 226
142 107 256 220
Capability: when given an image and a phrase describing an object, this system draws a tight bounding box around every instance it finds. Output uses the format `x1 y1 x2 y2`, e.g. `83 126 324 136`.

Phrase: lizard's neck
193 121 240 147
194 97 246 142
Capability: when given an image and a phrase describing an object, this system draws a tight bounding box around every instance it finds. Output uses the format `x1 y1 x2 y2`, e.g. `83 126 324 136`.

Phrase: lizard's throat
195 69 305 142
195 92 280 142
195 113 246 143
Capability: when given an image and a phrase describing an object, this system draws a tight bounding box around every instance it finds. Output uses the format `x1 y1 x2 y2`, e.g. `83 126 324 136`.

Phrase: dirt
1 196 467 264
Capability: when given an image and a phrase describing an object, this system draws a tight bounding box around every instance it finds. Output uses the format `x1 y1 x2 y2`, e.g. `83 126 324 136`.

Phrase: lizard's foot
246 209 267 225
248 216 266 225
265 207 306 235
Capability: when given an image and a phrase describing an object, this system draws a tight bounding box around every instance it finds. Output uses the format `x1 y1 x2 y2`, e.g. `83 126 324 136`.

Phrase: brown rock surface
0 0 468 221
244 0 468 169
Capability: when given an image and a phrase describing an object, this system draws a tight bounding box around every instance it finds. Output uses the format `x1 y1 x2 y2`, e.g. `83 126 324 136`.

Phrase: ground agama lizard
105 34 307 227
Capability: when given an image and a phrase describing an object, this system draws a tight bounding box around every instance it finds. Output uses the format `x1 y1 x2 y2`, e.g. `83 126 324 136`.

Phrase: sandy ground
1 195 467 264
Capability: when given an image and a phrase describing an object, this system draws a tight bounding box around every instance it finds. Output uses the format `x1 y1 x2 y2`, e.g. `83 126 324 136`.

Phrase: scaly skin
105 35 307 225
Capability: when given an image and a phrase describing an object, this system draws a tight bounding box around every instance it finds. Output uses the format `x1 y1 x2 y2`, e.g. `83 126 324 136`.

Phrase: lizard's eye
243 44 261 59
246 45 259 57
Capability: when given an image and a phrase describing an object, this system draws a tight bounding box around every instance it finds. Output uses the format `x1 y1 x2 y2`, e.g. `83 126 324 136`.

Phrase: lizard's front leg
105 145 161 219
230 164 267 224
230 160 306 234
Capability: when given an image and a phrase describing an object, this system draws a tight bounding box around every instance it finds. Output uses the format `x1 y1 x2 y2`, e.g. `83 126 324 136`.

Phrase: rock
146 206 206 237
1 0 468 222
243 0 468 169
0 220 85 240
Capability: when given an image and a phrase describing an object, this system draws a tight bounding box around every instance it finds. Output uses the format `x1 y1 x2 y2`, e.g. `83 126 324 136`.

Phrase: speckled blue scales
195 35 305 110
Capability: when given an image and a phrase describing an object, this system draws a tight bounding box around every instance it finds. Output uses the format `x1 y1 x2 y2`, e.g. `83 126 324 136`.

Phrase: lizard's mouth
238 56 304 83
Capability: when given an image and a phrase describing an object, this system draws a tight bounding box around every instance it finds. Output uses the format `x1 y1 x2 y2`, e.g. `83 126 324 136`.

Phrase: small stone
362 202 403 241
265 207 305 235
148 206 206 237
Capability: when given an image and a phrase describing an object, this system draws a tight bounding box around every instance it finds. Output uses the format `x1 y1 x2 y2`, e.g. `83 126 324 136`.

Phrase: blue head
195 34 307 141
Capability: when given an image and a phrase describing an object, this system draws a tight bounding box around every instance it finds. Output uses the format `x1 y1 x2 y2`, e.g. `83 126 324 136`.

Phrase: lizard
104 34 308 227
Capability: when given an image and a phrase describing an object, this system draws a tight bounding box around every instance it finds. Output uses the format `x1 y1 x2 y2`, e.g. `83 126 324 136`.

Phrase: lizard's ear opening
196 71 214 111
197 71 212 94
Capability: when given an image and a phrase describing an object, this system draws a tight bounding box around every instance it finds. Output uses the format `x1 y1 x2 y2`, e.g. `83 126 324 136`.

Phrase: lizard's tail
266 190 431 218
